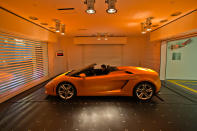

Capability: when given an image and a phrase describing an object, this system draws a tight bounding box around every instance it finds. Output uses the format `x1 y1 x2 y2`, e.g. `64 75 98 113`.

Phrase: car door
80 75 110 95
101 70 134 92
80 70 134 95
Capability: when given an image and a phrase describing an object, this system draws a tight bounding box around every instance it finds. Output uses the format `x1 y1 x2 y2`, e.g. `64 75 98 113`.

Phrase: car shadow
45 95 159 105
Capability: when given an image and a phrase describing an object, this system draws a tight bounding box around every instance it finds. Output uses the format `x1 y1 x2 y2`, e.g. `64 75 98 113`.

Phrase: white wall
160 41 167 80
166 36 197 80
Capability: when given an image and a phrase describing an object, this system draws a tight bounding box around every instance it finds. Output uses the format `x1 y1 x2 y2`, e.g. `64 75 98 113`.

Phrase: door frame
160 41 167 80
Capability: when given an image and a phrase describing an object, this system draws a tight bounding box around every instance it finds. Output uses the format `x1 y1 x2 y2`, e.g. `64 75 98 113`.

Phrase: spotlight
86 9 96 14
61 24 65 35
84 0 96 14
54 19 60 33
141 23 146 34
104 33 108 40
147 28 151 31
146 17 152 31
97 33 101 40
105 0 117 14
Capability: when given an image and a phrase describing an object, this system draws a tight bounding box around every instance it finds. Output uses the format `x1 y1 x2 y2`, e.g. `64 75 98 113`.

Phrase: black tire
133 82 155 101
57 82 76 100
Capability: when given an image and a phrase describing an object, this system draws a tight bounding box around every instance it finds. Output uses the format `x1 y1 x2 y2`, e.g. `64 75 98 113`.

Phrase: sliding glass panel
0 33 48 97
166 36 197 80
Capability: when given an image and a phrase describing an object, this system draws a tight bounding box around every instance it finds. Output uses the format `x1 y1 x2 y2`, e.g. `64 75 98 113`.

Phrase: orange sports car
45 63 161 101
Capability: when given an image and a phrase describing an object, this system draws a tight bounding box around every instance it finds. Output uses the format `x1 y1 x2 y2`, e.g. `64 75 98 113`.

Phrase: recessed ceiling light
152 24 159 27
104 33 108 40
146 17 152 31
29 16 38 20
54 19 61 32
49 27 55 29
141 23 146 34
78 29 88 31
147 16 154 19
171 12 182 16
97 33 101 40
40 23 48 25
160 19 168 23
61 24 65 35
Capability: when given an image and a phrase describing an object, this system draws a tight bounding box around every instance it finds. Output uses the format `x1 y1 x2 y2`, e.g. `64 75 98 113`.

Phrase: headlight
136 67 156 72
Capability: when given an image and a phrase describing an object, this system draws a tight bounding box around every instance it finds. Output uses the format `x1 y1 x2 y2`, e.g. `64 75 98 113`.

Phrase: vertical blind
0 33 48 98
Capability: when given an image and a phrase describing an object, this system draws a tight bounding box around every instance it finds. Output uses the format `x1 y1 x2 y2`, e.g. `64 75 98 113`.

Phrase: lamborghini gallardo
45 63 161 101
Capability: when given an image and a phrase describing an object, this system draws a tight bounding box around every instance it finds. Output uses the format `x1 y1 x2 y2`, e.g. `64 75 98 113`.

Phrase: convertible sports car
45 63 161 101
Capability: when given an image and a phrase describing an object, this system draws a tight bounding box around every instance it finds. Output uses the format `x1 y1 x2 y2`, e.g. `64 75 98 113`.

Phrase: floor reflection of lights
76 105 120 128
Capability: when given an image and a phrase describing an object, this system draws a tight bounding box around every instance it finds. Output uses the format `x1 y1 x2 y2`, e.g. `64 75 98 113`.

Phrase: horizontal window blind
0 33 48 98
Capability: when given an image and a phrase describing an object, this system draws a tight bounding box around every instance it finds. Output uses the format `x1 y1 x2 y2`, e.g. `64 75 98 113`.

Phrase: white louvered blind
0 33 48 98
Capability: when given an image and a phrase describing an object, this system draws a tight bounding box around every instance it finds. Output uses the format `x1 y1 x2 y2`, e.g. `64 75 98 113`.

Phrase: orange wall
0 9 57 42
142 35 161 73
124 36 146 66
60 35 147 70
150 10 197 41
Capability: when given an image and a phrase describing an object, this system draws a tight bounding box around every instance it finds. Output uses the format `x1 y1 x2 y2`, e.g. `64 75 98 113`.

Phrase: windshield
66 63 119 77
67 63 97 76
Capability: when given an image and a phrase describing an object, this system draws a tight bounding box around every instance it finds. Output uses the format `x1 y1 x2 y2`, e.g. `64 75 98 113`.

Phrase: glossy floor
0 81 197 131
164 80 197 102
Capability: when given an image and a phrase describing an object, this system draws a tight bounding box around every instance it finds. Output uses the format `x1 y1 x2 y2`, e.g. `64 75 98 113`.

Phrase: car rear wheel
57 83 76 100
134 82 155 101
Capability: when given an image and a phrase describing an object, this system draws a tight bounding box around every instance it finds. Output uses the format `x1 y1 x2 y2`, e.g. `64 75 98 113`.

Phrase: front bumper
45 81 56 96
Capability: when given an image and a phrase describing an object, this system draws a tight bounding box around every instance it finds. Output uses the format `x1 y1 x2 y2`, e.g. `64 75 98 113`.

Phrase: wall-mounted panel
82 44 123 67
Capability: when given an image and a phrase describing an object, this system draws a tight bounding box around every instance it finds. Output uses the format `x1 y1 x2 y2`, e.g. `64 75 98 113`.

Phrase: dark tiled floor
167 80 197 93
163 80 197 102
0 81 197 131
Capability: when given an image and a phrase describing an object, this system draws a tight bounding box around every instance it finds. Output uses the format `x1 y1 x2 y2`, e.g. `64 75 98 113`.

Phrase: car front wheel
57 83 76 100
134 82 155 101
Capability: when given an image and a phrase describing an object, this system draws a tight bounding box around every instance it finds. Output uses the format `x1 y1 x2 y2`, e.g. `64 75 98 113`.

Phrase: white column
160 41 167 80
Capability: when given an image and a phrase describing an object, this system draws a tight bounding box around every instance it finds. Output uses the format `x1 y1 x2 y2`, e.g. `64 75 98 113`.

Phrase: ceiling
0 0 196 36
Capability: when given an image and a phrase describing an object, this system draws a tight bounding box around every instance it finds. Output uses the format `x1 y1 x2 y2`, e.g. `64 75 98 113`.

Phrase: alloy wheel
58 83 75 100
135 83 154 100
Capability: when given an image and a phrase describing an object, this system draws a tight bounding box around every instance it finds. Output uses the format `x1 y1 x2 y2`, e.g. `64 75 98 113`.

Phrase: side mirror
79 73 86 79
